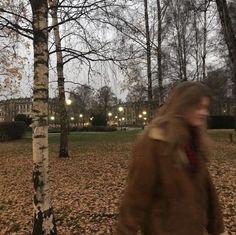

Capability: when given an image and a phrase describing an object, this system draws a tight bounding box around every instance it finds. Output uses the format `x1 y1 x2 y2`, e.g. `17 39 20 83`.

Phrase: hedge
15 114 32 128
0 121 26 141
77 126 117 132
208 116 235 129
48 126 117 133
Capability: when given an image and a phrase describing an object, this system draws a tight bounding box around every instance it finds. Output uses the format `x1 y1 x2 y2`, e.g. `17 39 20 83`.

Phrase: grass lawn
0 129 235 234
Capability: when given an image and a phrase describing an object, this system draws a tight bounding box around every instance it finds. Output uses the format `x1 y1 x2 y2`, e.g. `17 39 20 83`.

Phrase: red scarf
184 144 199 174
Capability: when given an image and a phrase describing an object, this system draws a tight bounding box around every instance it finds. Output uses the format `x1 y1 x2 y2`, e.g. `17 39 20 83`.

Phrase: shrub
79 126 117 132
48 126 117 132
0 121 26 141
48 128 61 133
91 113 107 127
15 114 32 128
69 126 116 132
208 116 234 129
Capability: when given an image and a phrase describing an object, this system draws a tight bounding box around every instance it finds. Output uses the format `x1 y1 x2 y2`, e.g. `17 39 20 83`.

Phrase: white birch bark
30 0 57 234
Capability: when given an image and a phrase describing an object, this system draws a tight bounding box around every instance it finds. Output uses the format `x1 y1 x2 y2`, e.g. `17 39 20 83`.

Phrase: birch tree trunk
49 0 69 158
30 0 57 234
215 0 236 130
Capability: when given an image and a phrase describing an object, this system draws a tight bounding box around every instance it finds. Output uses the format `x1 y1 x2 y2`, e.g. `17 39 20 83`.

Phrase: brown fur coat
117 126 225 235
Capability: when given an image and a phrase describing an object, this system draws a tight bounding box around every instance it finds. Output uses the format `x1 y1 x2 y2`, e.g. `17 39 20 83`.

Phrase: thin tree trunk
30 0 57 234
182 30 187 81
157 0 163 104
215 0 236 130
49 0 69 157
176 27 183 81
144 0 153 101
144 0 153 119
193 6 200 81
202 0 207 81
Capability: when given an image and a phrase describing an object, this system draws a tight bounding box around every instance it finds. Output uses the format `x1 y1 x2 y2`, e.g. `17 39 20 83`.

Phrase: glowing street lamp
70 117 74 121
50 116 55 121
108 112 112 117
139 114 143 118
142 111 147 116
118 106 124 112
66 99 72 105
79 114 83 118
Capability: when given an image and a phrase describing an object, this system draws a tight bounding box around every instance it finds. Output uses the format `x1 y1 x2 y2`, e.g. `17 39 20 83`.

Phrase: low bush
48 126 117 133
48 128 61 133
208 116 234 129
15 114 32 128
0 121 26 141
91 113 107 127
62 126 116 132
78 126 117 132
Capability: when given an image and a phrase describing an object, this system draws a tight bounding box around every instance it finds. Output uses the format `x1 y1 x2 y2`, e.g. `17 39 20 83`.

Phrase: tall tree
205 69 230 115
96 85 117 114
49 0 69 158
0 12 25 99
69 84 94 125
202 0 208 81
30 0 57 233
215 0 236 129
156 0 164 104
144 0 153 101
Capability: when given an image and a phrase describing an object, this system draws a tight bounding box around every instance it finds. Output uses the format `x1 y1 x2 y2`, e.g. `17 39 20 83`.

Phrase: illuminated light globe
66 99 72 105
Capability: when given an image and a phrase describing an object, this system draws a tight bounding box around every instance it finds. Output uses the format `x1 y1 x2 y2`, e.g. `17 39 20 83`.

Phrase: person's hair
150 81 211 157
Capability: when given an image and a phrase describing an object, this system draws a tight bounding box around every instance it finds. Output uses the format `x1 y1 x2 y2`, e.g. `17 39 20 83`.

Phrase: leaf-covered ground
0 130 235 234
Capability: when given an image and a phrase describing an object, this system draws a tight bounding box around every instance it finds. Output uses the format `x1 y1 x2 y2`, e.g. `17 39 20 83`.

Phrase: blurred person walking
117 81 227 235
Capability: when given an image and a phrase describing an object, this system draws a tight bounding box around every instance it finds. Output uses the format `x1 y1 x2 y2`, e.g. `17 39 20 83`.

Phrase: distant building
0 98 32 121
109 100 160 126
0 97 60 122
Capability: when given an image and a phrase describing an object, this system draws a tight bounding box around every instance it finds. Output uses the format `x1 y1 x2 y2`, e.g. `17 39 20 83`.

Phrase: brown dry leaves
0 140 235 235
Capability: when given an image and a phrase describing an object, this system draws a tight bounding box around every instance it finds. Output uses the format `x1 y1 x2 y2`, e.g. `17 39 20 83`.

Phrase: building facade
0 97 59 122
0 98 32 121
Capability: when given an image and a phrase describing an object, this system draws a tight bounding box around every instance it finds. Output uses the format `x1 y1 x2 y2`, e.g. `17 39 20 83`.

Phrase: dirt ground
0 135 235 234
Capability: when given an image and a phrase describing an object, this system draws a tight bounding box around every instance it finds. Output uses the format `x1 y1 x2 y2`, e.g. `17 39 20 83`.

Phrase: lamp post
50 116 55 128
108 112 112 126
142 111 147 126
66 98 72 133
122 117 125 129
138 114 144 127
118 106 124 130
114 115 118 127
70 117 74 130
79 114 83 127
89 116 93 127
